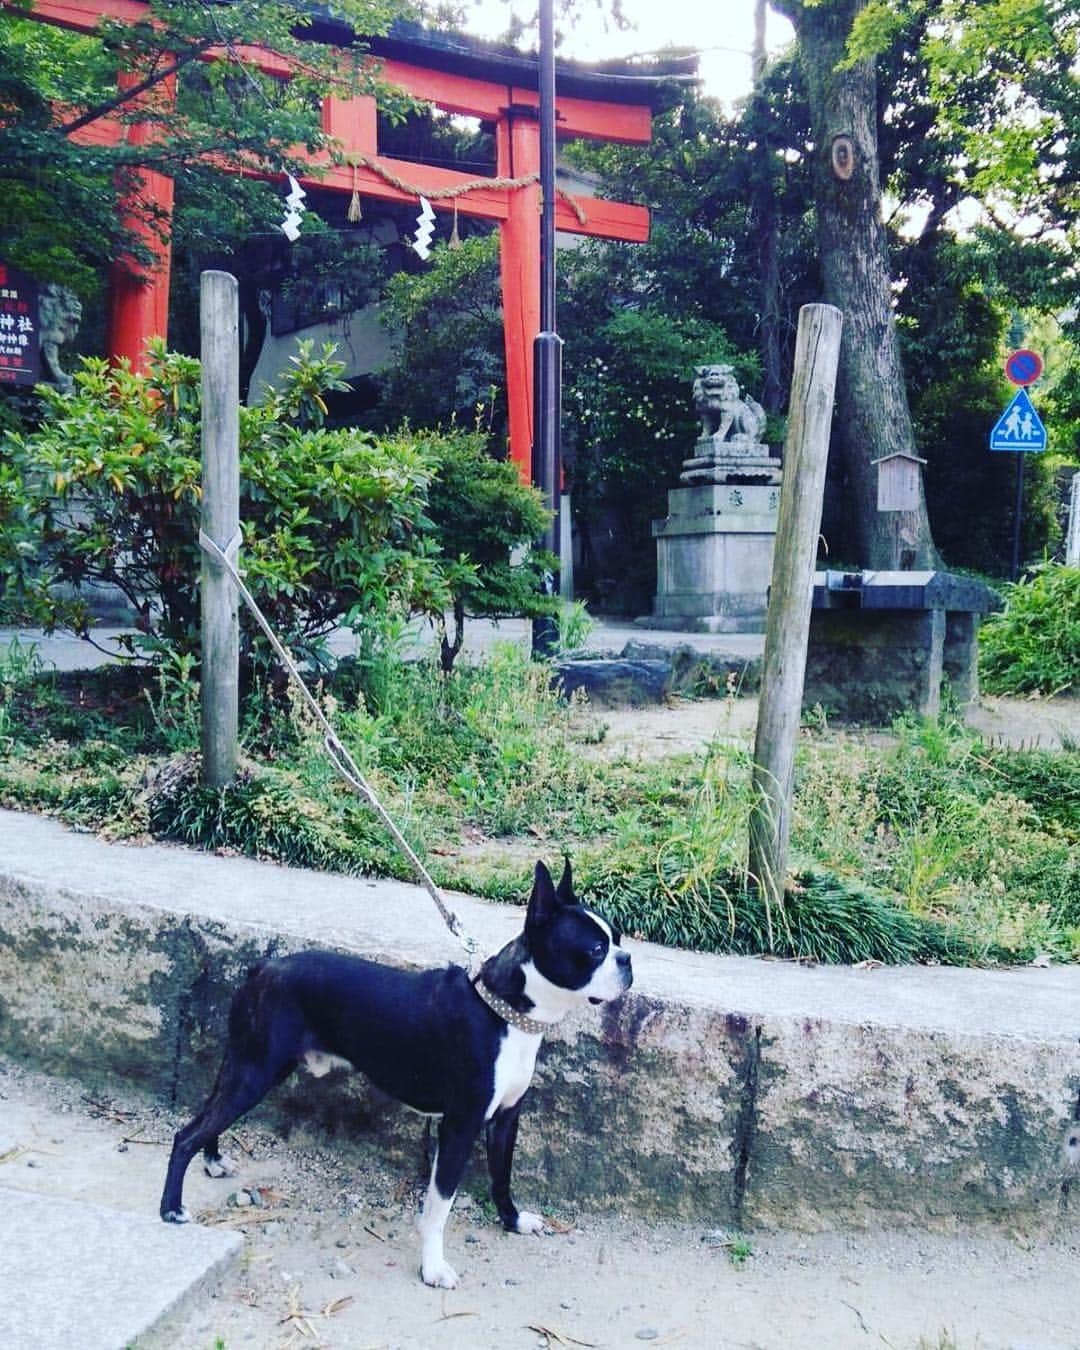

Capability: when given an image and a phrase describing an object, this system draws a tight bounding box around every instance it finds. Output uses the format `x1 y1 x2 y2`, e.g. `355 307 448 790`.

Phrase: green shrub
979 563 1080 695
2 340 445 667
983 746 1080 833
144 755 407 877
419 430 555 672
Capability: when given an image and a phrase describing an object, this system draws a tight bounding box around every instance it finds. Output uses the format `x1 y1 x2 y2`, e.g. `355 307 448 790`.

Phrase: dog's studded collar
472 977 547 1036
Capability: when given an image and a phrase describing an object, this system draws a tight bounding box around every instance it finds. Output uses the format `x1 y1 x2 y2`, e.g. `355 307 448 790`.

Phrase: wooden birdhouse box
872 451 927 512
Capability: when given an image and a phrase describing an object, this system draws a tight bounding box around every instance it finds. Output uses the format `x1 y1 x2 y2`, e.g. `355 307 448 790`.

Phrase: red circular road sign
1005 349 1043 386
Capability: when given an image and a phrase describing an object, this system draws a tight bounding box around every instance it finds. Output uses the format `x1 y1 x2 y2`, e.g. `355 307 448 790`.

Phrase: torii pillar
497 108 543 482
106 69 175 369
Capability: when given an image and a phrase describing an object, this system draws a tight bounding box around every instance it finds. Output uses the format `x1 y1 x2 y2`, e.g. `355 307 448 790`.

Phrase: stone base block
649 527 776 634
635 612 764 635
804 608 982 723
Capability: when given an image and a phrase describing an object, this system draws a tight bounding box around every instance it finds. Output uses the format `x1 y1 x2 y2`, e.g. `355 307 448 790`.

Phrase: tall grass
1 642 1076 965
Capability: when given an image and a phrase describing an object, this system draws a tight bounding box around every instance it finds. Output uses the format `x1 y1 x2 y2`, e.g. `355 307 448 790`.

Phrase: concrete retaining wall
1 809 1077 1233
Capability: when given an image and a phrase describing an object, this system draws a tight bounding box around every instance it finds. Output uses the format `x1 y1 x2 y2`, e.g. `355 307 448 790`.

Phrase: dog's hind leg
202 1137 240 1179
160 1051 294 1222
487 1103 543 1236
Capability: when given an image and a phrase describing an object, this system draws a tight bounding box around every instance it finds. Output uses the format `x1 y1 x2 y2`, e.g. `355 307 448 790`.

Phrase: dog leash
198 527 483 969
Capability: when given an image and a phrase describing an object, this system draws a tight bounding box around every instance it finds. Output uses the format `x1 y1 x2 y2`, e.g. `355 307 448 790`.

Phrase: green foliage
557 601 596 655
568 79 814 366
564 300 745 496
793 714 1080 960
1 341 444 666
580 850 957 966
377 235 506 436
2 640 1077 963
560 269 748 607
978 564 1080 694
0 636 45 745
0 2 409 295
146 758 404 879
335 642 608 838
421 429 555 671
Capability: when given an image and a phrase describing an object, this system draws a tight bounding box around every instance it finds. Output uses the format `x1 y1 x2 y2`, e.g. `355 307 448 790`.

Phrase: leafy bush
978 563 1080 695
1 340 445 666
421 430 555 672
378 235 506 434
553 851 960 964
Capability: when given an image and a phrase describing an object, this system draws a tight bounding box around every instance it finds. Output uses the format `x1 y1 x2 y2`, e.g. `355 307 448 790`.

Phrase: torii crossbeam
15 2 682 477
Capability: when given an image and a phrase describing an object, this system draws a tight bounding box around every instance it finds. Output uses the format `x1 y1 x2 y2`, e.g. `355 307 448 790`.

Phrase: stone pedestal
803 571 1002 723
640 436 781 634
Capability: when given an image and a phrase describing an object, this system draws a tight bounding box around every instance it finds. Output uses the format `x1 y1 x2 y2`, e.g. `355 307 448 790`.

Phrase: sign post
992 352 1046 579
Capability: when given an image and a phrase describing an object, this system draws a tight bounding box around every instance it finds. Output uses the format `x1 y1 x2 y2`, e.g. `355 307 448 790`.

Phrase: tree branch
57 43 210 136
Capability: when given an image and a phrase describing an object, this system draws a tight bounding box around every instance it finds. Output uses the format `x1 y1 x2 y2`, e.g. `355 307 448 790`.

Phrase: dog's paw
421 1258 459 1289
515 1210 545 1236
203 1155 239 1179
161 1207 192 1224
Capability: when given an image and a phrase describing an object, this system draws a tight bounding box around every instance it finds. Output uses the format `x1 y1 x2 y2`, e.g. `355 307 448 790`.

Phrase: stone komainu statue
692 363 766 445
38 282 83 394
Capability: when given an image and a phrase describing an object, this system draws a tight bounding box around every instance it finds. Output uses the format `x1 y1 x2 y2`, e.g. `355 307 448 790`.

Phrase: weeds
142 649 201 752
556 600 596 654
792 716 1080 961
0 637 46 744
0 642 1076 965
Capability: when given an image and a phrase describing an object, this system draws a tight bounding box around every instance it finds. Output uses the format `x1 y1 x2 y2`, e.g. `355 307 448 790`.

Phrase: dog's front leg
487 1103 543 1236
417 1115 478 1289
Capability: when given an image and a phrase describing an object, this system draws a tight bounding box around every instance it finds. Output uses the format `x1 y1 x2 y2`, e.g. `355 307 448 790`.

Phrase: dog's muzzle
589 949 633 1003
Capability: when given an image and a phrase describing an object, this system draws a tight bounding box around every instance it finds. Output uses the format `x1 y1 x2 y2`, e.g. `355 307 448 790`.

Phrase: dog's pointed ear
526 860 557 929
555 857 574 906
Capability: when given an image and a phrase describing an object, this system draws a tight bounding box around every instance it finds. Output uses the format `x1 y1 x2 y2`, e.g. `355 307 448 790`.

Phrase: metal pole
1011 451 1025 581
531 0 561 658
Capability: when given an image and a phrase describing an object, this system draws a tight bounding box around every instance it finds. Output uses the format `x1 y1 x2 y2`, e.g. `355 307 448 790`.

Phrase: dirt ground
591 691 1080 760
2 1059 1077 1350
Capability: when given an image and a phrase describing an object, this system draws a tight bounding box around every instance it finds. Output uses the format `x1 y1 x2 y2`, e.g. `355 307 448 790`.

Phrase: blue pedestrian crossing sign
990 387 1047 453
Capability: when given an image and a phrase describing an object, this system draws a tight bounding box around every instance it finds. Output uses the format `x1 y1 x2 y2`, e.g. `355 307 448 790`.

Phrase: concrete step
0 1186 240 1350
1 807 1078 1235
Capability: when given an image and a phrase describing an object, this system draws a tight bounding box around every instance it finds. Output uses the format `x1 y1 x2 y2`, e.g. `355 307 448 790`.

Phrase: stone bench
804 570 1002 723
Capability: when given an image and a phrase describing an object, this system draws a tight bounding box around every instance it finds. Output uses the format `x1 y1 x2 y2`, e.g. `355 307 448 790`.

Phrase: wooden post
749 303 843 911
200 270 240 788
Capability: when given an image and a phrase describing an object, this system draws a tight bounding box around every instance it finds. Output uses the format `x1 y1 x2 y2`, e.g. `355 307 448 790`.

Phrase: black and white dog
160 860 632 1288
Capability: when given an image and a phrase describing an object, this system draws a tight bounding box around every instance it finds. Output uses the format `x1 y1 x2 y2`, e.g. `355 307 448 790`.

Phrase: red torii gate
18 2 678 478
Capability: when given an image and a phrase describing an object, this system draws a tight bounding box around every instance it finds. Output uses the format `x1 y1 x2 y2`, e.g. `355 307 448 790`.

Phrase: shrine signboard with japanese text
0 263 41 387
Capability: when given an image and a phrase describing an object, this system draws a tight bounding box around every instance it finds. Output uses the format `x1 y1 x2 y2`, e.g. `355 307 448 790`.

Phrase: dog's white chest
485 1027 541 1121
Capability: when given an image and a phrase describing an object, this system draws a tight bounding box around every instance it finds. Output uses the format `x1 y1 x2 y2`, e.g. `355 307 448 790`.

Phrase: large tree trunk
753 0 785 416
773 0 937 568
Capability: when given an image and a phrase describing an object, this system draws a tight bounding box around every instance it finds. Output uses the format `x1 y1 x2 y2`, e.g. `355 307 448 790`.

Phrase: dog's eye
592 941 606 958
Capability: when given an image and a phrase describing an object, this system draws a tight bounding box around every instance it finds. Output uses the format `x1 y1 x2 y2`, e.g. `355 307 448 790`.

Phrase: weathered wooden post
748 303 843 911
200 270 240 787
